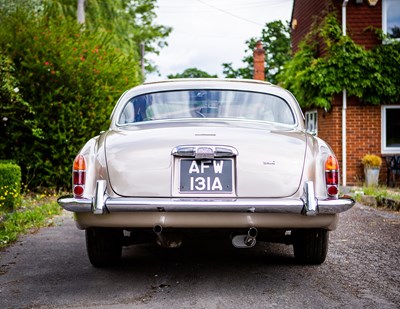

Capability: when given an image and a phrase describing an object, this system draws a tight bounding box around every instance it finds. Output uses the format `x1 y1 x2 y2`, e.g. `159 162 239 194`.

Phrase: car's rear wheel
293 229 329 265
85 228 122 267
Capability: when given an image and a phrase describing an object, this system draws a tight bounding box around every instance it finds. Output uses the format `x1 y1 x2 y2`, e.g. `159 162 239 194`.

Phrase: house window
381 106 400 153
382 0 400 39
305 110 318 135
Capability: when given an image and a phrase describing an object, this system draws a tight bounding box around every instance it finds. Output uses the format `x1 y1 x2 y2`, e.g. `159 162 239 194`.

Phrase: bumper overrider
58 180 355 217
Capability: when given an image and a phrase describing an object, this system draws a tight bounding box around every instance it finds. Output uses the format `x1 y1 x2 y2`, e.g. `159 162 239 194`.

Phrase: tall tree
88 0 170 73
0 0 171 189
222 20 291 84
1 0 171 76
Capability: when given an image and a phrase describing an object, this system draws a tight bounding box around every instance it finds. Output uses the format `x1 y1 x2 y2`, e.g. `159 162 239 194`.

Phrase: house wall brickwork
343 1 382 49
291 0 398 186
291 0 331 53
292 1 382 53
317 97 385 186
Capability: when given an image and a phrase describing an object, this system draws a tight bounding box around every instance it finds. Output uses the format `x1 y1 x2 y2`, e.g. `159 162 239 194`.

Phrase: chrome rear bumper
58 180 355 216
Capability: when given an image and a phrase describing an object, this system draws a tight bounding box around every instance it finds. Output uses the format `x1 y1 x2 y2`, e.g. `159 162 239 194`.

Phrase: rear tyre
293 229 329 265
85 228 122 267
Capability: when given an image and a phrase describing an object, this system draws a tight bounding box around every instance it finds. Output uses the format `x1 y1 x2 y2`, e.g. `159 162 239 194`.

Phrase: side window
119 95 153 124
381 106 400 153
305 110 318 135
119 101 135 124
383 0 400 39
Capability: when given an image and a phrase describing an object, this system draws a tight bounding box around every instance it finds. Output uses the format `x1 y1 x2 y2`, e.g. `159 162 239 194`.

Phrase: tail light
73 155 86 198
325 155 339 198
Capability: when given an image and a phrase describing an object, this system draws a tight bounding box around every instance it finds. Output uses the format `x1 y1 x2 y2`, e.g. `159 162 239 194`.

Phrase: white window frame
305 110 318 136
382 0 400 40
381 105 400 154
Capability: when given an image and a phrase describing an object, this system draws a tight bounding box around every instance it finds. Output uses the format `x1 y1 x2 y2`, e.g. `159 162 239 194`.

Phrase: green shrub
0 159 16 164
0 162 21 212
278 14 400 109
0 6 141 189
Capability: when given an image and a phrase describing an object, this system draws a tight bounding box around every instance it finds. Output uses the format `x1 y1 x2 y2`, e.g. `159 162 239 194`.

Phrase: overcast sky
146 0 294 81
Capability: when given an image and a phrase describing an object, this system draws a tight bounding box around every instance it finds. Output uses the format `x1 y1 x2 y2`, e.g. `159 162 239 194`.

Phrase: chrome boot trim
92 180 107 215
172 145 238 159
304 181 317 216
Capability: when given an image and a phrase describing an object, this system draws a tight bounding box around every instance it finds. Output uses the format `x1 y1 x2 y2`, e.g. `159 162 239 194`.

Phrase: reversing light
325 155 339 198
73 155 86 198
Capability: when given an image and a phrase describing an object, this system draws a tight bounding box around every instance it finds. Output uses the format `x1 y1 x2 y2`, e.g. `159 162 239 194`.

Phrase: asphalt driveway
0 203 399 308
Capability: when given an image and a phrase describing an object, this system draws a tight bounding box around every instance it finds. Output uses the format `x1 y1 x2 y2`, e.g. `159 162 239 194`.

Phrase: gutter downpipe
342 0 349 186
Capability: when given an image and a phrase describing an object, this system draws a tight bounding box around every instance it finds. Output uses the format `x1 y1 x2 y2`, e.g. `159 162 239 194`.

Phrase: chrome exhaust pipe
153 225 167 247
153 225 182 248
232 227 258 248
244 227 258 247
153 224 163 234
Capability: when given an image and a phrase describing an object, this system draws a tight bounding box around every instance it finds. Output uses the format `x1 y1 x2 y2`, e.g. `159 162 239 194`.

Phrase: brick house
290 0 400 186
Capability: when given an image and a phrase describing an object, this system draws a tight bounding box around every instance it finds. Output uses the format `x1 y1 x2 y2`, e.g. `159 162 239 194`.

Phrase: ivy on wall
278 14 400 110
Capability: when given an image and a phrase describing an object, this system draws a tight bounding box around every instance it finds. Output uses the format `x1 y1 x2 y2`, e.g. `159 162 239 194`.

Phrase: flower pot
364 167 380 187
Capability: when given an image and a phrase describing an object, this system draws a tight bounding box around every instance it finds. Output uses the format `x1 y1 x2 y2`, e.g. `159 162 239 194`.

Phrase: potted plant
361 154 382 187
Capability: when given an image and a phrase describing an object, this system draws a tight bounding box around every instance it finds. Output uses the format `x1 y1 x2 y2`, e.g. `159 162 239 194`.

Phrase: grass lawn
0 193 62 248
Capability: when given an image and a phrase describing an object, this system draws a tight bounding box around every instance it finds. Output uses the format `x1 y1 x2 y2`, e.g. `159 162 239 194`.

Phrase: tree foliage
43 0 171 73
167 68 217 79
222 20 291 84
0 0 170 189
0 54 39 140
278 14 400 109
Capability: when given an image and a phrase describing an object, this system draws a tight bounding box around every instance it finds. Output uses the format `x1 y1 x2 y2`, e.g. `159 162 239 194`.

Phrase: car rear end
58 79 355 266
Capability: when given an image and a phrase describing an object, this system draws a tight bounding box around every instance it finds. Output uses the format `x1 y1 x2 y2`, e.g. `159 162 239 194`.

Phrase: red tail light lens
325 155 339 198
73 155 86 198
326 169 339 185
327 184 338 196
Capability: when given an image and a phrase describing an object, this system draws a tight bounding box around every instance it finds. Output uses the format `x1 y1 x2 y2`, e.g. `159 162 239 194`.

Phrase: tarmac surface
0 202 399 308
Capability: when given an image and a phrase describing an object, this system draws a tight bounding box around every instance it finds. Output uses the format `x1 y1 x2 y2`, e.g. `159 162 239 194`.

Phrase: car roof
120 78 292 100
110 78 305 129
143 78 272 87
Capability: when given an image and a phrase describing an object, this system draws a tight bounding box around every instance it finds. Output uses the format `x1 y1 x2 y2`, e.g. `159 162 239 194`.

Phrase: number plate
180 159 233 193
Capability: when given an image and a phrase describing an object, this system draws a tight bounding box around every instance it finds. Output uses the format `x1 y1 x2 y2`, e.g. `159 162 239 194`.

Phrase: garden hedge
0 162 21 212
